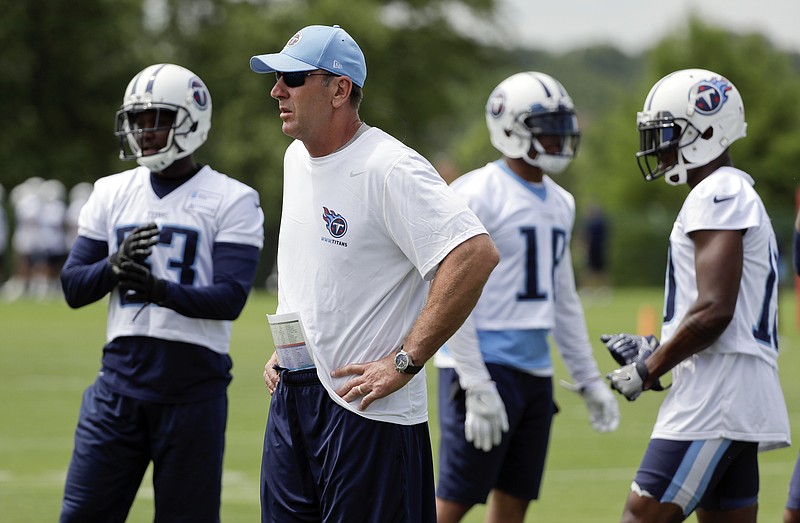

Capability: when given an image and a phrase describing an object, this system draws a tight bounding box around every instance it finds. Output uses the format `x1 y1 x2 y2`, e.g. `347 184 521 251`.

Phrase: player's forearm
445 315 493 388
403 233 498 365
645 229 740 384
164 280 250 320
60 236 116 308
552 260 602 386
162 243 260 320
645 303 731 388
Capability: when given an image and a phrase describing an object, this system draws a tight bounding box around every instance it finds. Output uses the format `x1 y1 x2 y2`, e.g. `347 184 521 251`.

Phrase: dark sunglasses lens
276 71 305 87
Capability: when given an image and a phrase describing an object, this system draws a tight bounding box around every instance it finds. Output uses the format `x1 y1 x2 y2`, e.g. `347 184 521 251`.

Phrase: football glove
117 259 167 305
600 333 667 392
109 222 160 275
560 379 621 432
464 381 509 452
601 333 659 366
580 381 620 432
606 361 649 401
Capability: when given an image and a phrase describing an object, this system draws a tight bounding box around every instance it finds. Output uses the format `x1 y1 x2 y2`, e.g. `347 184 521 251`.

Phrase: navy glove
109 222 160 275
117 259 167 305
601 333 659 366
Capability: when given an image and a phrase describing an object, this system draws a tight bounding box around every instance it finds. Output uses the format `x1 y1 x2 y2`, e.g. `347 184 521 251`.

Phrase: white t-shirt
653 167 790 450
276 127 487 425
435 161 602 388
78 165 265 354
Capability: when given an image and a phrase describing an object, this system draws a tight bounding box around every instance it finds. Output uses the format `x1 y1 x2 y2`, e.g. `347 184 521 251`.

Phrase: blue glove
601 333 659 366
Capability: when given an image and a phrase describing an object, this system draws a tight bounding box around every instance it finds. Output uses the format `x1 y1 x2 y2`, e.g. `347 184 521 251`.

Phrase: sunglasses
276 71 337 88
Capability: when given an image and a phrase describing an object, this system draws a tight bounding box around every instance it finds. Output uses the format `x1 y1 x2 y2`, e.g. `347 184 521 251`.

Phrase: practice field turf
1 287 798 522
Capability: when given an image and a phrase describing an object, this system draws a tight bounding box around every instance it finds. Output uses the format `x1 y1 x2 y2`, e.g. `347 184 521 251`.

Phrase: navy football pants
60 380 227 523
261 367 436 523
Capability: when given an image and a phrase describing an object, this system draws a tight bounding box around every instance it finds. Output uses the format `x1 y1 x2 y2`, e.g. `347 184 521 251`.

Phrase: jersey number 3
116 224 199 305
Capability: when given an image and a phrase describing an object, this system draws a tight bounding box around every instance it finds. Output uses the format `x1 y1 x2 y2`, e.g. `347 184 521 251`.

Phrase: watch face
395 352 409 371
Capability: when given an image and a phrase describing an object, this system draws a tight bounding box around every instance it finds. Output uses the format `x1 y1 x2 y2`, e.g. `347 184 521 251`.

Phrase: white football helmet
485 71 580 174
115 63 212 171
636 68 747 186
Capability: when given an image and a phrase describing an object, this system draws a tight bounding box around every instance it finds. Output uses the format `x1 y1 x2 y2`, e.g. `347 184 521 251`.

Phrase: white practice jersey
654 166 790 450
276 127 487 425
78 165 264 354
434 160 602 388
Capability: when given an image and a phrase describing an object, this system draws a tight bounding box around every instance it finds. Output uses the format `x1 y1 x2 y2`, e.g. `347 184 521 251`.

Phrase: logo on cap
286 32 301 47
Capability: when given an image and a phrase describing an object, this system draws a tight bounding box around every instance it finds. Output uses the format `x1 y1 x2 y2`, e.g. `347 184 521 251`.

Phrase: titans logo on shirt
322 207 347 238
321 206 348 247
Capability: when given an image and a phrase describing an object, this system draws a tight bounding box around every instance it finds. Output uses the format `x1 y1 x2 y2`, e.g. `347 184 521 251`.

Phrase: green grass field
1 287 798 522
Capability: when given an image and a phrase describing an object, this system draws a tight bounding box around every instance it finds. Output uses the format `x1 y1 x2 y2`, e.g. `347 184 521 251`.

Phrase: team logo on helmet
322 207 348 238
488 91 506 118
692 79 731 115
189 78 209 110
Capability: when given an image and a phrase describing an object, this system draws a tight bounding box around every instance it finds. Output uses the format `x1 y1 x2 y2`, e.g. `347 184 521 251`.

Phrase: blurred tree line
2 0 800 288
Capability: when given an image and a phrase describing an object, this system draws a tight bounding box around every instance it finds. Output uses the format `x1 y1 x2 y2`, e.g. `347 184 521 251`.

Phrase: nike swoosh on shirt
713 195 735 203
349 170 367 177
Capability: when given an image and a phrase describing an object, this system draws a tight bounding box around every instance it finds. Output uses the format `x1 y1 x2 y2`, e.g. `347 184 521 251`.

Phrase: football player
434 71 620 523
59 63 264 522
604 68 790 523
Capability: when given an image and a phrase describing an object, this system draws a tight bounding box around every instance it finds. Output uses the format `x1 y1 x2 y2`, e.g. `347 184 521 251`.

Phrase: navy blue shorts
261 367 436 523
787 452 800 510
60 379 227 522
633 438 759 517
436 364 555 505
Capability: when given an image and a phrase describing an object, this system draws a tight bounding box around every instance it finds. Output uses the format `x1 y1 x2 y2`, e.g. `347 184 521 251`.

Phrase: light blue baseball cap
250 25 367 88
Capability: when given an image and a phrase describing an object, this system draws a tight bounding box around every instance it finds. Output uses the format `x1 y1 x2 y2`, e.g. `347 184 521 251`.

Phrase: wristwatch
394 347 424 374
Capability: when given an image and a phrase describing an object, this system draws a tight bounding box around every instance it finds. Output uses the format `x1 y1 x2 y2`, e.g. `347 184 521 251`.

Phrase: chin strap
522 137 573 174
523 152 572 175
664 153 689 186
